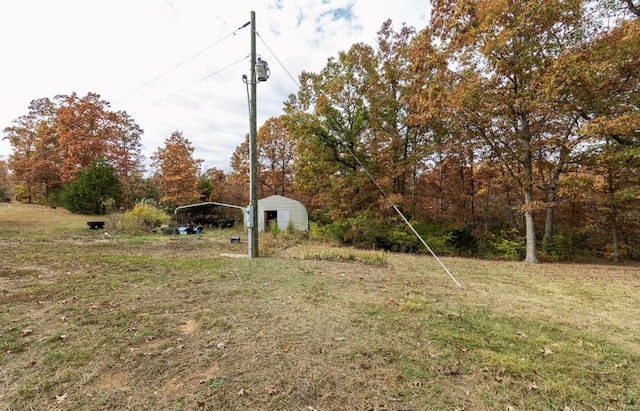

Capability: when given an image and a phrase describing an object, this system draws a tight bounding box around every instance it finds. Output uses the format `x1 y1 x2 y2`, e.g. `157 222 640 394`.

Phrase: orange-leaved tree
2 98 61 203
550 3 640 261
230 116 296 199
257 117 295 197
55 92 114 183
3 92 146 206
151 130 203 208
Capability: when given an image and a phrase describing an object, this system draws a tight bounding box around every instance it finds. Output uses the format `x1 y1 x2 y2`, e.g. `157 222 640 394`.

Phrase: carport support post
248 10 259 258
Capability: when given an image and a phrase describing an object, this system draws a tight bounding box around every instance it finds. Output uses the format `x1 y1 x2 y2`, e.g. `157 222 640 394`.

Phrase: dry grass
1 203 639 410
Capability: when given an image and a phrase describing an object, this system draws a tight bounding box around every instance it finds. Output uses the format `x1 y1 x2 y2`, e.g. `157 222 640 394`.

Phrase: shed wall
257 195 308 232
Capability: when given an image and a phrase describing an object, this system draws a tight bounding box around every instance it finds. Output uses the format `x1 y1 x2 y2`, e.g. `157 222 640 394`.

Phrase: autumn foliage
281 1 639 261
3 93 145 207
3 1 639 261
151 130 203 208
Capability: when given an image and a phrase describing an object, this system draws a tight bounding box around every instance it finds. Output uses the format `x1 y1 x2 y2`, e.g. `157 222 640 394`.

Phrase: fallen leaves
540 347 554 356
55 393 67 404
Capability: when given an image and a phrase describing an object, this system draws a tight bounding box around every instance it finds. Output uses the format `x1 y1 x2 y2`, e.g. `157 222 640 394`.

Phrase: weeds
302 247 388 266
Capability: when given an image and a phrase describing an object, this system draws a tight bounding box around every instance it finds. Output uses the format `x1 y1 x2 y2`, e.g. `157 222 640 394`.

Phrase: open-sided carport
173 202 247 228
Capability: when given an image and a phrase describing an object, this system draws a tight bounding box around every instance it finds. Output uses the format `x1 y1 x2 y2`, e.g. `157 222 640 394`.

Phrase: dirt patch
162 365 221 394
95 370 132 391
180 319 201 335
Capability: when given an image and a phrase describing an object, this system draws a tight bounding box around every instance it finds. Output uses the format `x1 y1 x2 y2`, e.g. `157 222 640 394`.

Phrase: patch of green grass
1 323 32 356
339 296 640 409
204 376 225 389
406 306 638 409
43 348 92 368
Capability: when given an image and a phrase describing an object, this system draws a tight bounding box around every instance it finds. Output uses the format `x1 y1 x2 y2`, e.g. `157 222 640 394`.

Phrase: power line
256 31 300 89
135 55 249 112
114 21 251 104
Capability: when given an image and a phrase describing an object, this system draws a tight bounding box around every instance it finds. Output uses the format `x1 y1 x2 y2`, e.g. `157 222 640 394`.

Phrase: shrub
376 225 421 253
483 229 525 260
447 228 478 255
120 199 170 233
61 160 122 214
309 217 456 255
308 221 340 245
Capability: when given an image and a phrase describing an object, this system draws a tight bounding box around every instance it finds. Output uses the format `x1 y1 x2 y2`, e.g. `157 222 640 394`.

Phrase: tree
55 92 114 183
365 20 431 218
547 3 640 260
2 98 61 202
151 130 203 208
257 117 295 197
61 159 122 214
105 111 146 208
3 92 146 207
229 117 296 199
0 158 10 202
200 167 228 202
285 45 376 220
229 134 250 204
197 173 213 202
407 26 486 227
429 0 594 263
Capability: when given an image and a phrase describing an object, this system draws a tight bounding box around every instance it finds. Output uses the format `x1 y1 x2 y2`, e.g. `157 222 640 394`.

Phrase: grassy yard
1 203 639 410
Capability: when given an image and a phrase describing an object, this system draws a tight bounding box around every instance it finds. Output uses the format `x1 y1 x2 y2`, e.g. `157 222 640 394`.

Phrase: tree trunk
611 213 620 263
542 183 556 246
437 151 444 223
411 163 418 218
543 201 554 245
608 166 620 263
542 146 566 247
523 188 539 263
521 126 539 264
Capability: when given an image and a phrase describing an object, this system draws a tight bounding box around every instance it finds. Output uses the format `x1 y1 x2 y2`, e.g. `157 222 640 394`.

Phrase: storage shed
257 195 308 232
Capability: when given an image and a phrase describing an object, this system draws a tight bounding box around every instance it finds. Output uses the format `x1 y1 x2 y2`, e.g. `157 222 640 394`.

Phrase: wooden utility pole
248 10 259 258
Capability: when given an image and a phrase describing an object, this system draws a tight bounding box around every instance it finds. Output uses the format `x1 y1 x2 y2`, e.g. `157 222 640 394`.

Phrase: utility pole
248 10 259 258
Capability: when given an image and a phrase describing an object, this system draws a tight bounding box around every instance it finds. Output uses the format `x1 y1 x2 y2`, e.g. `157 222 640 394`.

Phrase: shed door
265 210 278 231
277 210 290 230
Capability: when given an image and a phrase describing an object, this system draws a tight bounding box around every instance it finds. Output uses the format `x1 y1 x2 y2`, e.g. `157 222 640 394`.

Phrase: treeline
2 0 639 262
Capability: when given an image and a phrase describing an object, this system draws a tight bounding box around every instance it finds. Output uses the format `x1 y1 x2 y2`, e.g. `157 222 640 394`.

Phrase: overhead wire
114 21 251 105
146 55 249 109
256 31 301 89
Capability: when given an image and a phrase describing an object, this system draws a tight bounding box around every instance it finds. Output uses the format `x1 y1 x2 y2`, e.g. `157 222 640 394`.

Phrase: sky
0 0 430 173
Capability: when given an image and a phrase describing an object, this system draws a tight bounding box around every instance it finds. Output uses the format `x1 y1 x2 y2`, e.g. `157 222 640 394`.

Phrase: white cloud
0 0 430 173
